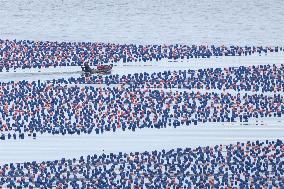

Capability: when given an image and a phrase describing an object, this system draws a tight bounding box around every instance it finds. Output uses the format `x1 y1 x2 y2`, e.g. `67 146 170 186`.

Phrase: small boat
96 64 113 73
81 64 113 74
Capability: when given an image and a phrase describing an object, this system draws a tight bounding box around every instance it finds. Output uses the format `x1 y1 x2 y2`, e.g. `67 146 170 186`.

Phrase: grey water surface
0 0 283 45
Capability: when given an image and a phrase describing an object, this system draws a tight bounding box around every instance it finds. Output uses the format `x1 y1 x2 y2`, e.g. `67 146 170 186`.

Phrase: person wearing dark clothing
82 63 92 73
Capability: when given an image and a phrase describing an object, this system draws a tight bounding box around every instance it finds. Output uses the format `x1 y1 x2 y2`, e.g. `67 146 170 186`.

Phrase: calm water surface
0 0 283 45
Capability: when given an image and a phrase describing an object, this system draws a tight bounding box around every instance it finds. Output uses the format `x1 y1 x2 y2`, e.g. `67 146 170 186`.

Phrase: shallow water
0 53 283 82
1 120 283 164
0 0 284 45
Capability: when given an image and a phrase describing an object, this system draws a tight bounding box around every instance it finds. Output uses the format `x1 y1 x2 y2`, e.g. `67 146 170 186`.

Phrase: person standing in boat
82 62 92 72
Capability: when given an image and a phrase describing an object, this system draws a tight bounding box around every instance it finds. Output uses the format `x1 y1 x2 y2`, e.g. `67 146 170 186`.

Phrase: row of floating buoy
0 64 283 138
0 139 282 188
1 38 284 70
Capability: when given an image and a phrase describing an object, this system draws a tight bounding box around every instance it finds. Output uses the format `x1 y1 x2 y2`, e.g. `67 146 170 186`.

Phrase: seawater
0 0 283 45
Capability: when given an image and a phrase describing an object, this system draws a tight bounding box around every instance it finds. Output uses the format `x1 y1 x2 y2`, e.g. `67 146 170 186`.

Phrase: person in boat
82 63 93 73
